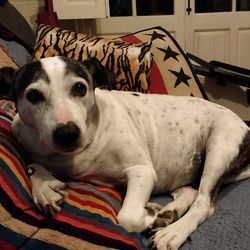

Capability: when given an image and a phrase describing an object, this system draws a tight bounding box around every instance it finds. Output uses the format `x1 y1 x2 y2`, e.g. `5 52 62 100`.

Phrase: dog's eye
71 82 87 97
26 89 45 104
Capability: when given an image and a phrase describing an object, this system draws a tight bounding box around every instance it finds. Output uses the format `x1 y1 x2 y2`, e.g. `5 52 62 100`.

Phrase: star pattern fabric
142 27 207 99
157 46 180 62
169 68 192 88
146 30 167 41
139 27 205 97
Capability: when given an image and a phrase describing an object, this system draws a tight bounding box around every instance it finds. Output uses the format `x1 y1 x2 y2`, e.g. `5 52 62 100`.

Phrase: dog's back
94 89 250 192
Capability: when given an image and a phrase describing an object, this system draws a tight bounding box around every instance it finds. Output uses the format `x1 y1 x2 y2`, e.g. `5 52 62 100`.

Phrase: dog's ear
0 66 16 101
82 58 115 90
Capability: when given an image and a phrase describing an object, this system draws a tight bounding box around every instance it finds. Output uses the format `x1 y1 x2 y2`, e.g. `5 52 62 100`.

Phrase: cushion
0 38 32 67
0 1 36 49
0 101 147 249
33 24 153 93
120 26 207 98
33 25 206 98
0 45 18 69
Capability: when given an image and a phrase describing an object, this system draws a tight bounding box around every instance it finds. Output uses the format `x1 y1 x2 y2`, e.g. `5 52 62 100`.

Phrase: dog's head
5 57 114 154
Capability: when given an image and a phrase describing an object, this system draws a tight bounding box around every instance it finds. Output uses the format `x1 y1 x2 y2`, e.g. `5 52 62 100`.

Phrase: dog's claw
56 188 68 198
51 199 62 212
29 166 68 215
42 204 50 214
148 237 157 250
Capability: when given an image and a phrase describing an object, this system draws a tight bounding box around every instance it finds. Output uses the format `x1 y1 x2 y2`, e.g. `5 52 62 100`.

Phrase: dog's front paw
150 220 189 250
32 177 68 214
28 164 68 214
118 202 162 233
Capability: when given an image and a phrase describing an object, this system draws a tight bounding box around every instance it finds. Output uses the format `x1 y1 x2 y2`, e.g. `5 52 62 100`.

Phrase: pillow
0 38 32 66
119 26 207 98
0 45 18 69
0 101 147 249
33 24 153 93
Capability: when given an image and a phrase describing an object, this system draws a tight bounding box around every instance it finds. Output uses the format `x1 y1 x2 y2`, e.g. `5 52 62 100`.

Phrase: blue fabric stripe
0 224 27 247
23 237 66 250
62 202 146 247
0 158 32 203
68 182 122 211
0 224 65 249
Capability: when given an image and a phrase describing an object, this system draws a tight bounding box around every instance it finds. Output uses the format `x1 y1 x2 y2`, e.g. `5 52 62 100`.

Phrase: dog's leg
28 163 68 214
224 164 250 183
151 128 249 250
152 186 197 229
117 165 157 232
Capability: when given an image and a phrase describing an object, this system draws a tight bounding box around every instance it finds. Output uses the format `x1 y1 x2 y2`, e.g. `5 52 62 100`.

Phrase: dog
1 56 250 250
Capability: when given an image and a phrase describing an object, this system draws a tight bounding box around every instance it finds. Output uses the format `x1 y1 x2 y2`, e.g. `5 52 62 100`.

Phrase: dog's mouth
61 147 78 153
55 144 81 155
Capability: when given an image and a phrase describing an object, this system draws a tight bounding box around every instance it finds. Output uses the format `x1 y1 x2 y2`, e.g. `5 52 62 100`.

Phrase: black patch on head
62 57 115 91
61 57 91 86
13 61 49 100
82 57 115 90
132 93 140 96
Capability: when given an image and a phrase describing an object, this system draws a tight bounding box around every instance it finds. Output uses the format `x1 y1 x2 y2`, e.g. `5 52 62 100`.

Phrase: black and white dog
2 57 250 250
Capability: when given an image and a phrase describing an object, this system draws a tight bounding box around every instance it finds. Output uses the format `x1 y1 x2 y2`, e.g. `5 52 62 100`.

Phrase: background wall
9 0 77 32
9 0 44 30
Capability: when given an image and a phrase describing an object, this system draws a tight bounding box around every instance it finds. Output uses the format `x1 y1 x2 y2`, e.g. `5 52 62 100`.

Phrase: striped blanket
0 100 147 249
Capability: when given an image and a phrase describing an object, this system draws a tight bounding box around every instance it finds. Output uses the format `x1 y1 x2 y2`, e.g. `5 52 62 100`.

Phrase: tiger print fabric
119 27 207 98
33 25 153 93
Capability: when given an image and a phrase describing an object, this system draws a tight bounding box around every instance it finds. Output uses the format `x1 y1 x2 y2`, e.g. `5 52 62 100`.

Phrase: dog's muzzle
53 122 80 151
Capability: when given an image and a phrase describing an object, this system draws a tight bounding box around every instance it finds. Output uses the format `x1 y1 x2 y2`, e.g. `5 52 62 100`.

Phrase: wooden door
95 0 186 47
186 0 250 68
52 0 250 68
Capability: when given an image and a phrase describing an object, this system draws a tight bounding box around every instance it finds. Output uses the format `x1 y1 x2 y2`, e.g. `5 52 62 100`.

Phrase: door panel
53 0 107 19
186 0 250 68
237 29 250 68
194 30 230 63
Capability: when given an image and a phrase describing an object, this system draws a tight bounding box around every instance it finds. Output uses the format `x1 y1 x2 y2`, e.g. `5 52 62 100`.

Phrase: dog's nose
53 122 80 149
